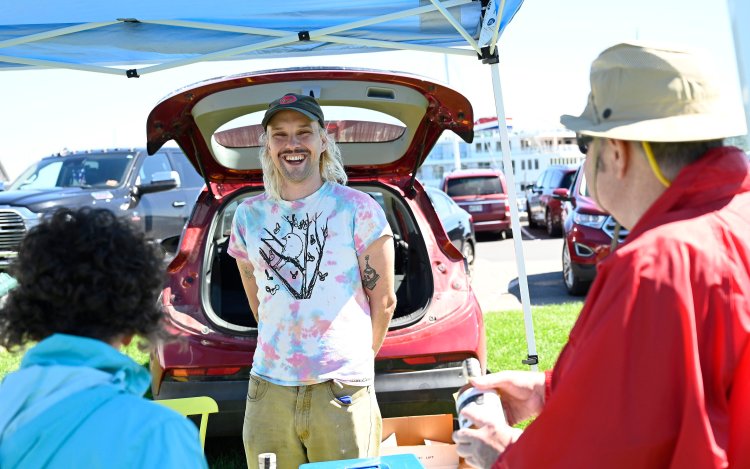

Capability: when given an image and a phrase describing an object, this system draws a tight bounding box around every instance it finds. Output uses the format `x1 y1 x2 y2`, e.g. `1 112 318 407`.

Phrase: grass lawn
0 302 583 467
485 302 583 373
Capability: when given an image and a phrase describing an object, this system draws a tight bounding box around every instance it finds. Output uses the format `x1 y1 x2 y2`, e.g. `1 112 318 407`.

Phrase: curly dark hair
0 207 166 350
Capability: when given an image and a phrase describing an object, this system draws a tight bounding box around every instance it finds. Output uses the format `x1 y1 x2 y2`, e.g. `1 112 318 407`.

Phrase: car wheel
527 203 537 228
546 210 562 237
562 242 590 296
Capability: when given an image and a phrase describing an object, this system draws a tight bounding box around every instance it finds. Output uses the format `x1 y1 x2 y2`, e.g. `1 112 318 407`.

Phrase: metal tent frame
0 0 538 369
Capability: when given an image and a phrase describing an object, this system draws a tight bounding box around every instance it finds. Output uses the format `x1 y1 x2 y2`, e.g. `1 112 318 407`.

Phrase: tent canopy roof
1 0 522 77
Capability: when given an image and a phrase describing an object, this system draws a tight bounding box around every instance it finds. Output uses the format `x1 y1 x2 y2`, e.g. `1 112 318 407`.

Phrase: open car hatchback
146 67 486 435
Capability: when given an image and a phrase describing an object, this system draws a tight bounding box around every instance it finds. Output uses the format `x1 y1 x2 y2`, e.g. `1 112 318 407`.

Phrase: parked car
424 186 476 267
0 148 203 269
525 164 578 236
559 164 628 295
146 67 486 435
440 169 511 238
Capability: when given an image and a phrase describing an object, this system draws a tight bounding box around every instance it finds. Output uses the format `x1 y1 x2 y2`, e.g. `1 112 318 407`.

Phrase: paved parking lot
471 224 576 312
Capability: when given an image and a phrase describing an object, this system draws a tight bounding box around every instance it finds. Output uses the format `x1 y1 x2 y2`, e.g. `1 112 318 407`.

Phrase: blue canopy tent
0 0 540 369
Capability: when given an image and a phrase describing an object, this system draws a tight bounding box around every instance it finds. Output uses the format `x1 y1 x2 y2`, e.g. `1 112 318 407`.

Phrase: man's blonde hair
259 126 347 200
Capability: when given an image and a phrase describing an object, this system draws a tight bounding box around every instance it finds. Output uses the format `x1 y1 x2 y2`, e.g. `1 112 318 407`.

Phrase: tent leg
488 62 539 371
728 0 750 148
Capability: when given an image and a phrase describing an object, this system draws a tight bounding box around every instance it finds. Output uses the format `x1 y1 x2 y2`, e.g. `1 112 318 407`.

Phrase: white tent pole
428 0 481 53
140 20 288 37
0 22 117 50
135 0 477 75
137 31 476 76
488 0 506 55
141 0 472 43
489 61 539 371
308 36 476 56
137 34 302 74
727 0 750 146
0 54 126 75
299 0 473 38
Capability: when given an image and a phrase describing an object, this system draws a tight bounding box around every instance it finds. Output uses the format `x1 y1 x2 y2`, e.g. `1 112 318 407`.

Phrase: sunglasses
576 134 594 154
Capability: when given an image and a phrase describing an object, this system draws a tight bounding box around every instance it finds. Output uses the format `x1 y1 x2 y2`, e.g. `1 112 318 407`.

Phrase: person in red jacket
454 42 750 468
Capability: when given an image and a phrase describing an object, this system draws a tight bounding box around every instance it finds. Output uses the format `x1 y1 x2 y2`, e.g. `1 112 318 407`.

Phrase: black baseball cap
261 93 325 129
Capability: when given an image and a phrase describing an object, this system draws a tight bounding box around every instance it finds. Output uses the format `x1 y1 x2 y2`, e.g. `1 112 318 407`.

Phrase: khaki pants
242 375 382 469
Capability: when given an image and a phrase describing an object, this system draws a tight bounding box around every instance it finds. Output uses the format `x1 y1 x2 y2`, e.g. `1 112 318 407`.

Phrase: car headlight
573 212 607 229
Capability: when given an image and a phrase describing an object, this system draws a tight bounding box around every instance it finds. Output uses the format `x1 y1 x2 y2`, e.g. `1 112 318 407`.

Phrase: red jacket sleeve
493 243 736 468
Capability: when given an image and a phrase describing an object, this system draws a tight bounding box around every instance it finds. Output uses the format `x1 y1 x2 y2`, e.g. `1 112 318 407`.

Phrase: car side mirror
552 187 570 201
137 170 180 195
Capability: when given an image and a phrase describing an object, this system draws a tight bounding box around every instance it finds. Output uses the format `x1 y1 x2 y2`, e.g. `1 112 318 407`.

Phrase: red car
525 164 578 237
440 169 512 238
559 164 628 295
146 68 486 435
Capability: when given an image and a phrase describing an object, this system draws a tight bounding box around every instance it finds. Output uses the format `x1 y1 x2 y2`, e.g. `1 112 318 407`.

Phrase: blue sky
0 0 739 179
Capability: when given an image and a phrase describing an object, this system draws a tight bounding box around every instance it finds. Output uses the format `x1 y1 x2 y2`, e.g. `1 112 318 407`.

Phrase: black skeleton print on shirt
259 212 329 299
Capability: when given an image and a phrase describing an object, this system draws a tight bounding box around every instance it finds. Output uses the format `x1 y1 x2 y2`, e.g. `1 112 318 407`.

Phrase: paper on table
381 432 398 447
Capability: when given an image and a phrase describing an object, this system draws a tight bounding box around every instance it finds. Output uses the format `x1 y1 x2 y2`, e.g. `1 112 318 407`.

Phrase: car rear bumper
473 219 511 233
155 366 465 436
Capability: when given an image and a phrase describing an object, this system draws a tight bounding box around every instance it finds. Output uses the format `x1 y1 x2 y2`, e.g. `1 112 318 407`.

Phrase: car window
427 188 453 216
11 160 62 190
446 176 503 196
9 154 133 190
139 153 173 184
548 170 565 188
534 172 545 188
215 106 406 148
559 171 575 190
168 152 204 188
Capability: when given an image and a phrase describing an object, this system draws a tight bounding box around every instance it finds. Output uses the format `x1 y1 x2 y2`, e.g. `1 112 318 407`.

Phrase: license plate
468 204 483 213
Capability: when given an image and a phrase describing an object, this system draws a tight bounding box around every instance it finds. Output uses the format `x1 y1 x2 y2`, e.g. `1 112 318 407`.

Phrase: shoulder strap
1 385 120 468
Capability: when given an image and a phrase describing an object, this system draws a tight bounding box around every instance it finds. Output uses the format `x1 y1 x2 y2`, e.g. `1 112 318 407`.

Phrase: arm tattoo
240 264 255 280
362 255 381 291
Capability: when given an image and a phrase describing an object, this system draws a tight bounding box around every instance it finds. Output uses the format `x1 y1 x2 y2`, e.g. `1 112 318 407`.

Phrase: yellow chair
156 396 219 449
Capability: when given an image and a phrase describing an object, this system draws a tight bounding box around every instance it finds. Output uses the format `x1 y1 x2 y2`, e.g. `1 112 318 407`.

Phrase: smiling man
227 93 396 468
453 43 750 468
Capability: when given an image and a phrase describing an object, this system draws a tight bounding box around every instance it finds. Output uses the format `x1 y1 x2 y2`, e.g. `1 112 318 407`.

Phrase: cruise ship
417 117 585 194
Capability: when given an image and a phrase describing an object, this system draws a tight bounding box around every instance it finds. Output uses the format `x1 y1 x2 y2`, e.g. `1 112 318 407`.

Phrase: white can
455 386 505 429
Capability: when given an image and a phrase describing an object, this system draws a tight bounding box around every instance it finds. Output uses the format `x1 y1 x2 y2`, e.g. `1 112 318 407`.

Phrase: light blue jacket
0 334 208 468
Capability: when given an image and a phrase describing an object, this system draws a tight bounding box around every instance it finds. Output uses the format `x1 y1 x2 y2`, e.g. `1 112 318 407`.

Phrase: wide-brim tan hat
560 42 747 142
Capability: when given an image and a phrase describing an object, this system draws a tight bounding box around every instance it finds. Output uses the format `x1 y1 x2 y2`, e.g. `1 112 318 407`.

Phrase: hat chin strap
641 141 672 188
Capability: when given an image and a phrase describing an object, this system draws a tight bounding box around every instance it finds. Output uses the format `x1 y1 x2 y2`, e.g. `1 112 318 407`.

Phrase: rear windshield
446 176 504 197
8 153 134 191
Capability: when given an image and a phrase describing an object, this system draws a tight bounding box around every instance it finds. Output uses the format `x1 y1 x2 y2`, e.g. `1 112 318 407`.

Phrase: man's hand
453 405 522 468
469 370 546 426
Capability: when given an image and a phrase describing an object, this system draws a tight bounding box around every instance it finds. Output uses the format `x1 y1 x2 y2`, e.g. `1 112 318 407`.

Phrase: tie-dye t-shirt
227 182 392 386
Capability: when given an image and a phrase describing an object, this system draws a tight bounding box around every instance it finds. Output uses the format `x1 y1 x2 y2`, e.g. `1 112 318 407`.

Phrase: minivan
440 169 511 238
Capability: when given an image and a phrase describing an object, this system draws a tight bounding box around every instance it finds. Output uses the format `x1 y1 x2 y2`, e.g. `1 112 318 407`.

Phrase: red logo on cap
279 95 297 104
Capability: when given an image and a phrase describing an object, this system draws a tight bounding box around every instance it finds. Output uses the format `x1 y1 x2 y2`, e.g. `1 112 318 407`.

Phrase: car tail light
403 353 473 366
168 367 242 377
